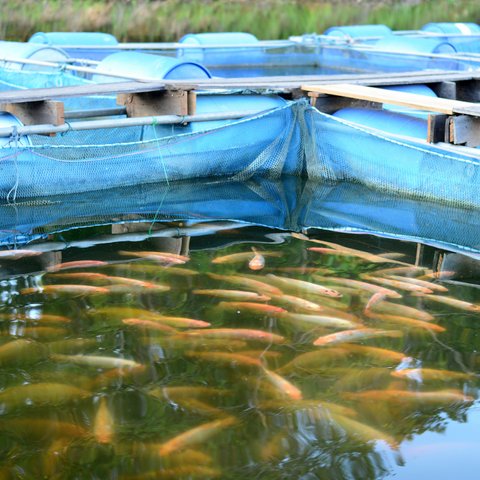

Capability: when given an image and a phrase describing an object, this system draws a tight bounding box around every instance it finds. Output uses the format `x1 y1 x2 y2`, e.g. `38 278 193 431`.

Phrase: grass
0 0 478 43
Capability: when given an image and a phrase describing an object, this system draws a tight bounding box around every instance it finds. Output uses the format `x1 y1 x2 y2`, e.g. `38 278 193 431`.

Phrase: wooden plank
188 91 196 115
117 90 188 117
0 71 475 104
0 101 64 137
427 114 449 143
301 84 476 115
310 95 382 114
451 115 480 147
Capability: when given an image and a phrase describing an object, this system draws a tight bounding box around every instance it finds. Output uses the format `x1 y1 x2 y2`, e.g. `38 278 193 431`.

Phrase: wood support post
117 89 197 118
0 101 65 137
427 114 449 143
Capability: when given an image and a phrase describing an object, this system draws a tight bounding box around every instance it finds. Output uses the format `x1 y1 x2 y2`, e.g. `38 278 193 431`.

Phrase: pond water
0 179 479 480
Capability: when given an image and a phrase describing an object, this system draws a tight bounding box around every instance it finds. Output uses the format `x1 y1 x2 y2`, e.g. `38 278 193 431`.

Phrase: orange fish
46 272 109 282
374 266 425 276
313 328 403 346
212 251 280 264
94 397 114 444
360 274 433 294
313 275 401 298
118 251 187 264
178 328 289 344
411 292 480 312
364 311 446 332
216 302 287 316
417 271 455 281
269 294 323 313
364 292 388 311
102 276 170 290
369 301 434 321
158 417 238 456
249 247 265 271
184 351 264 371
387 275 448 292
256 399 357 418
0 249 42 260
0 313 71 324
20 285 109 295
261 367 302 400
193 289 270 302
276 348 349 375
46 261 108 272
338 344 411 365
207 273 282 296
122 318 178 334
391 368 476 382
266 274 342 298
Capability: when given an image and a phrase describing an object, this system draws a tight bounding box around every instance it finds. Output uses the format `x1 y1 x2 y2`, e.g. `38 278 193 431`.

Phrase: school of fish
0 235 477 479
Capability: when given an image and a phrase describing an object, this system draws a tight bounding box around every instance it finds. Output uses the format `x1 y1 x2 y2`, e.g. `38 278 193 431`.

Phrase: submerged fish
0 313 71 324
313 328 403 346
122 318 178 334
119 466 221 480
94 397 114 444
89 365 147 390
369 301 435 321
387 275 448 292
0 339 43 366
281 313 361 331
158 417 238 456
20 285 110 296
184 351 264 371
193 290 270 301
365 292 388 311
101 276 170 291
249 247 265 271
0 249 42 260
374 266 425 276
256 399 358 419
46 272 109 282
46 260 108 272
261 367 303 400
177 328 289 345
417 271 455 281
264 267 334 275
117 264 199 276
45 338 97 355
151 386 230 403
364 311 446 332
268 294 323 313
266 274 342 298
216 302 287 316
0 418 88 441
360 274 433 294
313 276 401 298
212 251 280 264
118 251 187 264
337 344 411 365
207 273 282 296
391 368 476 382
0 383 84 411
411 292 480 312
50 354 141 369
276 348 349 375
330 413 399 450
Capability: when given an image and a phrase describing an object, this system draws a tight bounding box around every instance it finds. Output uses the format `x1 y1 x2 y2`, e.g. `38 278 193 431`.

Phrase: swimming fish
364 311 446 332
365 292 388 311
337 344 411 365
212 251 280 264
122 318 178 334
151 386 231 403
193 290 271 302
249 247 265 270
312 276 401 298
0 339 43 366
275 348 349 375
20 285 110 296
0 249 42 260
313 328 403 346
387 274 448 292
0 313 71 324
118 466 221 480
391 368 476 382
216 302 287 316
261 367 303 400
50 354 141 369
369 301 435 321
177 328 289 345
158 417 238 456
256 399 358 419
46 260 108 272
411 292 480 312
207 273 282 296
100 276 170 291
268 294 324 313
282 313 362 331
266 274 342 298
184 351 264 371
118 251 187 264
94 397 114 444
360 274 433 294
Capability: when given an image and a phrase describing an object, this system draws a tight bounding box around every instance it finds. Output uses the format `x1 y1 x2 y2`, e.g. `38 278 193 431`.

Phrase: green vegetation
0 0 478 43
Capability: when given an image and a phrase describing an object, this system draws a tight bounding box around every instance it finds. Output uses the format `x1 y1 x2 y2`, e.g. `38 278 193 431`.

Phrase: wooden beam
0 101 64 137
116 90 196 118
451 115 480 147
309 92 382 114
427 114 449 143
301 84 476 115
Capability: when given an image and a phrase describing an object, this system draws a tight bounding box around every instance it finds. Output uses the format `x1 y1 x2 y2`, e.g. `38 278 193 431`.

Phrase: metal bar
64 107 127 119
0 109 262 137
55 41 296 50
0 56 160 82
